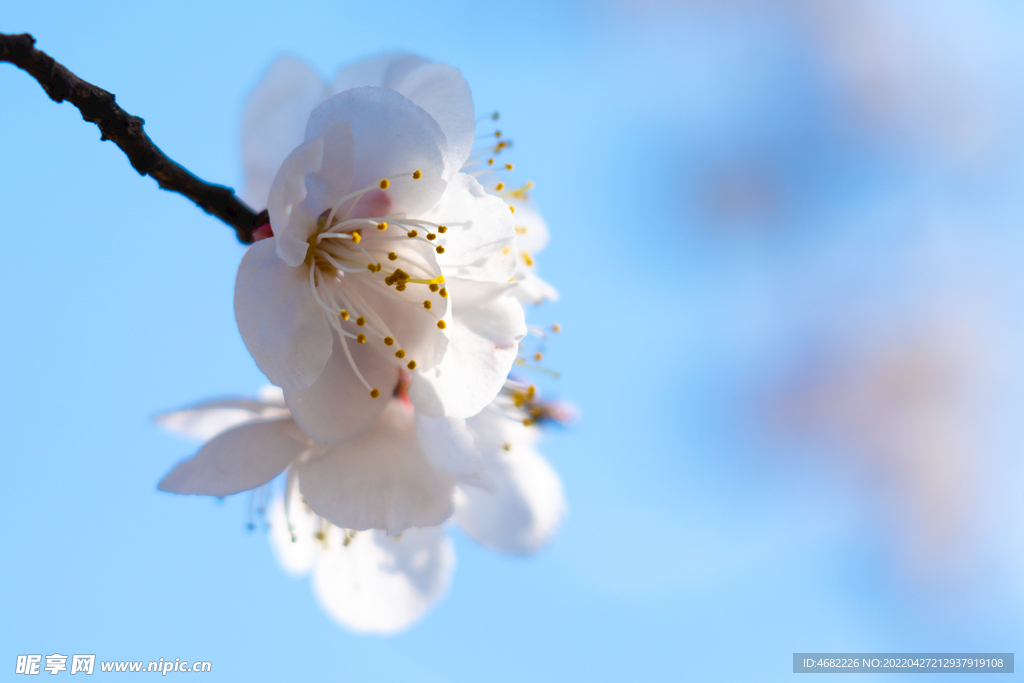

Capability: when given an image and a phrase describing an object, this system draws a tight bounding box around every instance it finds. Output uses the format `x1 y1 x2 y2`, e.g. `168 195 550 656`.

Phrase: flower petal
158 418 308 496
267 122 355 258
331 52 427 94
455 415 565 555
408 280 525 418
311 526 454 635
305 87 447 219
154 398 288 441
234 238 333 391
424 173 518 282
415 414 491 488
330 55 474 178
283 330 399 445
241 55 328 209
389 63 475 178
297 401 455 535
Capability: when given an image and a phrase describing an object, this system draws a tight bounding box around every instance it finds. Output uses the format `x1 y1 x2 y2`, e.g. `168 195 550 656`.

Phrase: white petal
283 330 399 445
415 414 490 487
311 526 454 635
297 401 455 535
330 55 474 179
455 416 565 555
514 268 559 305
154 398 288 441
241 55 328 209
408 281 525 418
390 63 475 179
267 490 323 577
234 238 334 391
267 123 355 259
305 87 447 219
331 52 427 94
424 174 517 282
158 419 308 496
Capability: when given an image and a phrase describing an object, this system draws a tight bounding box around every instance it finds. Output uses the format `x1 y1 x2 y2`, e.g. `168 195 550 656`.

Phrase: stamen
437 225 448 233
379 179 390 190
413 170 422 180
357 334 366 344
437 320 447 329
407 360 417 370
356 317 365 326
395 350 406 359
388 252 398 260
377 222 388 231
370 388 380 398
423 300 432 310
384 337 394 346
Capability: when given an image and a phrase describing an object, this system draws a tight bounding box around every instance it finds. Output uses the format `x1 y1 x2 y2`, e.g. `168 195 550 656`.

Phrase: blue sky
3 1 1024 680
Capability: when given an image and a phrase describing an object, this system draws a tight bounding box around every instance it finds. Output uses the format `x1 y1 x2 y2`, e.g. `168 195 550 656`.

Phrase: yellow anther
435 245 445 254
495 130 502 138
429 283 439 292
375 263 383 272
502 246 511 255
527 385 536 398
356 317 365 326
505 163 514 170
534 352 543 361
521 251 534 266
522 418 534 427
509 205 515 213
492 112 499 120
367 263 376 272
510 181 535 199
423 300 432 310
377 222 388 231
407 360 417 370
388 252 398 261
379 179 390 190
384 337 394 346
413 170 422 180
495 182 505 191
513 394 525 407
396 282 407 292
439 288 448 298
370 388 380 398
488 158 495 165
437 320 447 329
426 233 436 241
552 324 561 332
351 231 361 243
357 334 367 344
395 349 406 359
503 443 512 451
516 226 528 234
437 225 448 233
339 310 350 321
314 530 325 541
407 230 418 238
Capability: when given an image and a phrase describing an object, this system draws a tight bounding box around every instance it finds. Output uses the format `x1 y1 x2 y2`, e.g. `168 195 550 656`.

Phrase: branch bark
0 32 266 243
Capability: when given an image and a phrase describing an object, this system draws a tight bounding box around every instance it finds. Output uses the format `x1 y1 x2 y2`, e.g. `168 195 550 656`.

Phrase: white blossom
235 53 524 448
156 384 566 633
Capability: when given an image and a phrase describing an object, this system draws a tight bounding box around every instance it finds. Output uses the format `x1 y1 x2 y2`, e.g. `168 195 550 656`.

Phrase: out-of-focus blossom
235 54 524 452
157 385 567 633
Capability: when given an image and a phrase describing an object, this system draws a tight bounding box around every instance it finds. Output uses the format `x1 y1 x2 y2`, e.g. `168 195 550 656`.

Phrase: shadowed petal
158 419 308 496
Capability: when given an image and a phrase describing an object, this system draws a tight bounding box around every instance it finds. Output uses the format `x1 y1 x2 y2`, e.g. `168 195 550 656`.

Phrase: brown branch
0 32 267 244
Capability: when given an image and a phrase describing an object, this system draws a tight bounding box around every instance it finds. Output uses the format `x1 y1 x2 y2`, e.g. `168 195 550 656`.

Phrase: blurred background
3 0 1024 679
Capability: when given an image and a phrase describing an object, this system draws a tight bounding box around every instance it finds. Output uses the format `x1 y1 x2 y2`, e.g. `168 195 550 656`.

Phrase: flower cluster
157 53 566 632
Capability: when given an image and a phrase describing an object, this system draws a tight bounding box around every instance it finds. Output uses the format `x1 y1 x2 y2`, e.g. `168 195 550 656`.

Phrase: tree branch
0 32 266 244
